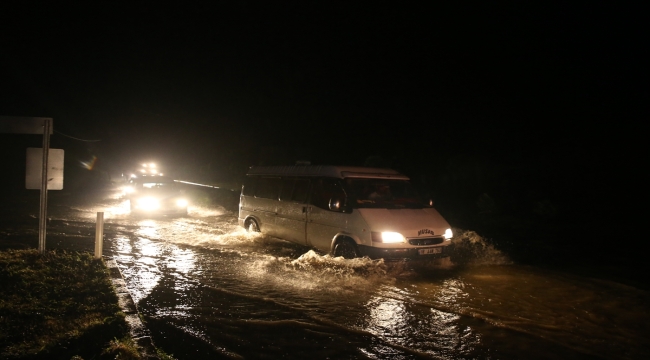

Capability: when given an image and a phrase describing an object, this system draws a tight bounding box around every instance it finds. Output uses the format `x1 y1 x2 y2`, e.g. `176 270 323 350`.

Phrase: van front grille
408 237 445 246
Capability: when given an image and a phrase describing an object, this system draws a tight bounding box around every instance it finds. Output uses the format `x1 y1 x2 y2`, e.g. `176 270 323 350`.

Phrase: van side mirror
329 197 344 212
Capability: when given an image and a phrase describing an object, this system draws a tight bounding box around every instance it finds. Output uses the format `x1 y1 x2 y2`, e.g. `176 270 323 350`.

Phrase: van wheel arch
332 237 359 259
245 217 260 232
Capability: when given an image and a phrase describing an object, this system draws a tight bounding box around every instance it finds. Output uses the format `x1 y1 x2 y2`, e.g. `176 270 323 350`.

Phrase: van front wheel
246 219 260 233
334 240 358 259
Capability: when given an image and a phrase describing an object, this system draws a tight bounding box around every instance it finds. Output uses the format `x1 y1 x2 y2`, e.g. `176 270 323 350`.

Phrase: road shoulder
105 258 160 360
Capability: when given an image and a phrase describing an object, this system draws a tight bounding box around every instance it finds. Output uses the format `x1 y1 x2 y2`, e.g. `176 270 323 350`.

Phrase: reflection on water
113 236 162 304
114 218 200 305
136 220 159 240
359 282 481 358
366 296 409 339
167 246 197 276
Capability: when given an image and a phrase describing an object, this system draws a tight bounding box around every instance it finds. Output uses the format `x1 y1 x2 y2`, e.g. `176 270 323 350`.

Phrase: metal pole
95 212 104 259
38 119 51 254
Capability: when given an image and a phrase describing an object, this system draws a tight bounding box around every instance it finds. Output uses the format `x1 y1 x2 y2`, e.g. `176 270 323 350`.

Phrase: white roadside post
95 212 104 259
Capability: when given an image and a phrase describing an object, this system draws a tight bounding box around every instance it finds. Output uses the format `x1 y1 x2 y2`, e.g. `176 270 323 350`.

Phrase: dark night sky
1 3 646 188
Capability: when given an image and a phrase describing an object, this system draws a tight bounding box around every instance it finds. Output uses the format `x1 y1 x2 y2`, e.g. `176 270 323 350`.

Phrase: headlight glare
137 197 160 211
371 231 405 243
444 228 453 239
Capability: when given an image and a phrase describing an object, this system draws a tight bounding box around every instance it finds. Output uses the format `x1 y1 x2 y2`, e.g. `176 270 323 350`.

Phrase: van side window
242 176 257 196
278 178 309 203
310 178 344 210
291 179 309 203
279 179 295 202
256 177 281 199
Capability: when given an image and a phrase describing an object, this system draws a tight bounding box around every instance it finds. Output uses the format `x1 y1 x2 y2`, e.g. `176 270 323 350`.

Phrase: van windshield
344 178 425 209
132 177 179 193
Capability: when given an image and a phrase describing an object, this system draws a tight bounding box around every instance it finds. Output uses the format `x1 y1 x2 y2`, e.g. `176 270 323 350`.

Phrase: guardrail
173 180 238 192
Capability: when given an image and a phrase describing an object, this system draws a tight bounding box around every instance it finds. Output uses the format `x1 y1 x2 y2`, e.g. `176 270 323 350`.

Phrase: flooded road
20 188 650 359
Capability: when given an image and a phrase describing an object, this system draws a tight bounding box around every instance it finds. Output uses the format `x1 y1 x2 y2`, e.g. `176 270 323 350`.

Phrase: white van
238 165 453 259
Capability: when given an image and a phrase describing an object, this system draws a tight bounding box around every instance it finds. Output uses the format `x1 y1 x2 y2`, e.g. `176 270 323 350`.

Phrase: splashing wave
450 228 511 266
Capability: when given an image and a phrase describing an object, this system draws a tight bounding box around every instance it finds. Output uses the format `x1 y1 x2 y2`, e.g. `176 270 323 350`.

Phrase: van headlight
176 199 188 207
444 228 453 239
372 231 405 243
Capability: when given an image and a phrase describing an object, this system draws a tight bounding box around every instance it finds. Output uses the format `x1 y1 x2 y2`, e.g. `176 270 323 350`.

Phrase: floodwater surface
16 188 650 359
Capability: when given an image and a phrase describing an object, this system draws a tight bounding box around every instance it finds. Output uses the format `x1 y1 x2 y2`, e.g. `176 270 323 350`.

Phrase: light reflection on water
357 281 479 358
114 217 200 305
136 220 160 240
366 296 409 338
167 247 197 276
114 236 162 304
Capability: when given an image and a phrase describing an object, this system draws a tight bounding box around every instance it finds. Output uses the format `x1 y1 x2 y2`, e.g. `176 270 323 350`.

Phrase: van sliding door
306 178 348 253
275 178 310 246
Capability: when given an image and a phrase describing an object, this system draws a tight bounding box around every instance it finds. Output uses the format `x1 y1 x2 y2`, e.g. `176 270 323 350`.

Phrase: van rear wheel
246 219 260 232
334 240 358 259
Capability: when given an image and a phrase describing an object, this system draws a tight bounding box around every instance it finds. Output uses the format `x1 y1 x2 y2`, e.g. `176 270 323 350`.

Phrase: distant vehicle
121 162 165 183
238 165 453 260
125 175 188 216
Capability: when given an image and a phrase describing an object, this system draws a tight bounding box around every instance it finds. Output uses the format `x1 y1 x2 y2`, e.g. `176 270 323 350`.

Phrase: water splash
210 228 261 245
289 250 388 278
450 228 511 266
244 250 394 293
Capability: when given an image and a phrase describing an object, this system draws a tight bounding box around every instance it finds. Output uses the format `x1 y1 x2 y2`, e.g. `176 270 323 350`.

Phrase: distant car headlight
444 228 453 239
136 197 160 211
371 231 405 243
176 199 188 207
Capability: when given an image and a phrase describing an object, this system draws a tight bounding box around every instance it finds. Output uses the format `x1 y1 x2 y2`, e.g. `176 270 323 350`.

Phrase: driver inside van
368 184 392 201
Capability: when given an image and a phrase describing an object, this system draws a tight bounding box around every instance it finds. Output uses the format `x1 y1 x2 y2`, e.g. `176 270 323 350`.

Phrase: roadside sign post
1 116 60 254
38 118 51 253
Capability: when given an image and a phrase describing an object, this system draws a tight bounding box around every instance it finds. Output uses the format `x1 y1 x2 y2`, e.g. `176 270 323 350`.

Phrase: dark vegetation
0 249 137 360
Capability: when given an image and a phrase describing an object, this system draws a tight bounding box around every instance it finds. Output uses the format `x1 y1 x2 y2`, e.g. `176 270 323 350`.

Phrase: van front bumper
358 244 451 260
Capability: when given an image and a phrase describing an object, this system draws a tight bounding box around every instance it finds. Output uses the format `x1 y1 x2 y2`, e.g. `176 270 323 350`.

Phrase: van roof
246 165 410 180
